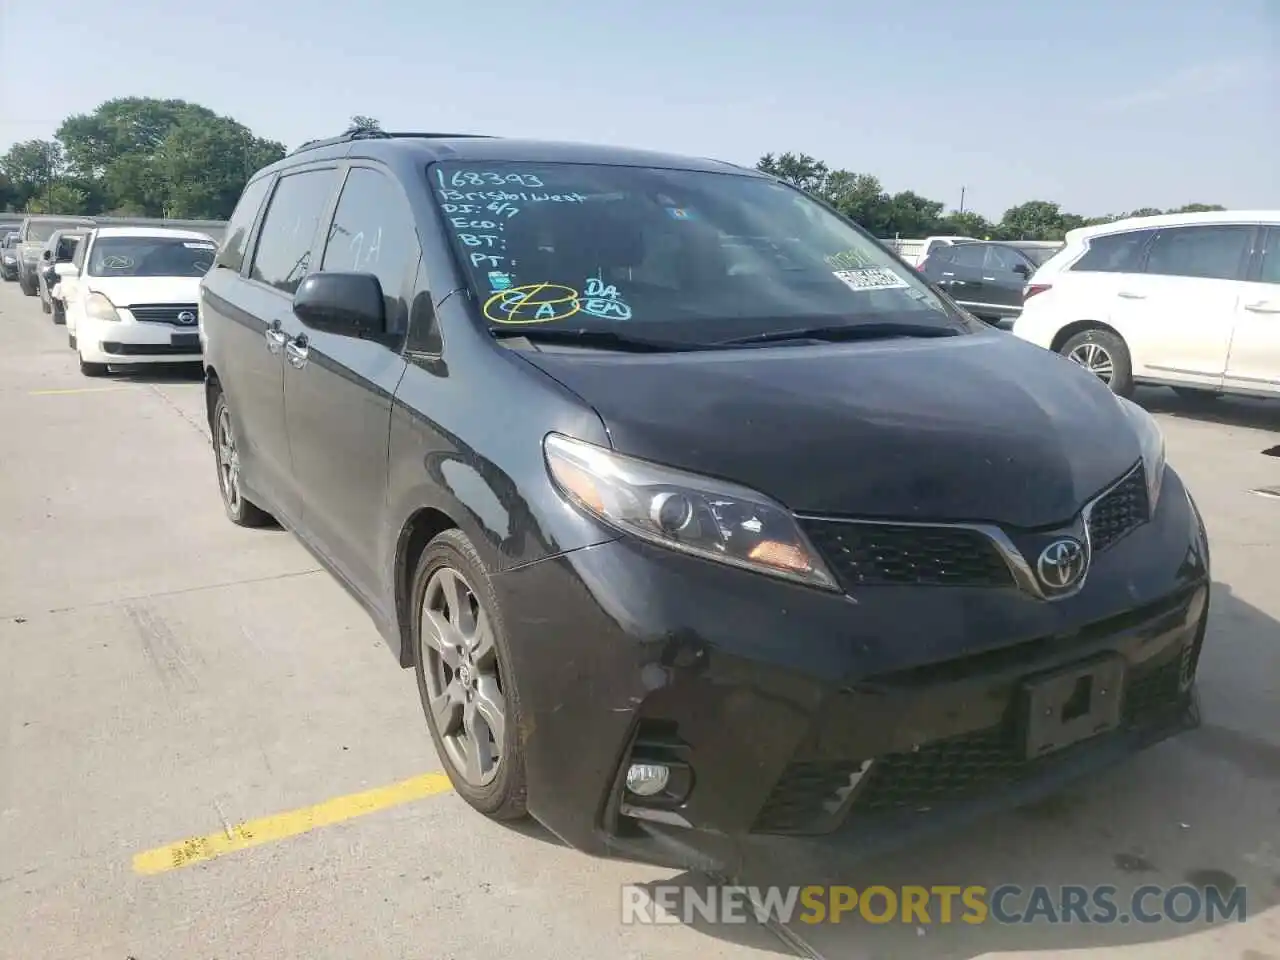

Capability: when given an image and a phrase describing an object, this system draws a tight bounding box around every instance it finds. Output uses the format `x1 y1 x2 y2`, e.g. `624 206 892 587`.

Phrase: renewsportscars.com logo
622 884 1248 926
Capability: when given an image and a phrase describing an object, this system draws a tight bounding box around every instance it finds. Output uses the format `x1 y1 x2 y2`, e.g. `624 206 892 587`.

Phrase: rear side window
250 169 338 294
1144 224 1254 282
216 176 274 273
1071 230 1154 273
950 244 986 268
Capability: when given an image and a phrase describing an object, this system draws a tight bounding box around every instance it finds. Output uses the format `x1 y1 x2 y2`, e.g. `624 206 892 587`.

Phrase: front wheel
40 294 51 315
412 529 528 821
1060 328 1134 398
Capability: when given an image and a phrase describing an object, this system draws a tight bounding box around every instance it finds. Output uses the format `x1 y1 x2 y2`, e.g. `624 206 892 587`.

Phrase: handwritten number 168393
446 170 545 189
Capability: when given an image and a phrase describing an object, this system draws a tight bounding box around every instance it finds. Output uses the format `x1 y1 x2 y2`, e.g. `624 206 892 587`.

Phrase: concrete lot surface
0 278 1277 960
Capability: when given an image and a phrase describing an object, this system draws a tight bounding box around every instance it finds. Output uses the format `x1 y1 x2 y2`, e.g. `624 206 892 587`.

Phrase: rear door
280 162 419 602
979 244 1034 316
1118 223 1254 389
1223 225 1280 396
937 243 988 313
203 166 340 523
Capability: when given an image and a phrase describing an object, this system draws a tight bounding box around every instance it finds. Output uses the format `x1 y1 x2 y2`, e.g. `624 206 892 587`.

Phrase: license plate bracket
1021 657 1125 760
170 332 200 350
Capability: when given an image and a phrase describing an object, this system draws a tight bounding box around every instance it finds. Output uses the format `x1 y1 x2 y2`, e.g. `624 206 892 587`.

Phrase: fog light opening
625 762 671 797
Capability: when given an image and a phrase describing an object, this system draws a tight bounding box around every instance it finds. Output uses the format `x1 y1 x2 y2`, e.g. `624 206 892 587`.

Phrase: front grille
101 341 201 357
752 653 1189 834
127 303 199 326
1088 464 1149 551
801 520 1014 590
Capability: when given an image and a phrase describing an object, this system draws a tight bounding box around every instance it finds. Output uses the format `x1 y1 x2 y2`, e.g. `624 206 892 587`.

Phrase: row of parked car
2 218 217 375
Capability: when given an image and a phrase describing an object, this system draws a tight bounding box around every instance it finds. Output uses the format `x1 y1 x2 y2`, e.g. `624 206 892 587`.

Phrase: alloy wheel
1067 341 1114 383
216 405 242 513
420 566 506 787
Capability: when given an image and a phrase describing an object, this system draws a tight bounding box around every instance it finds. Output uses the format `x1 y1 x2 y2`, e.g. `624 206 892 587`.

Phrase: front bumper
493 467 1209 873
77 314 203 365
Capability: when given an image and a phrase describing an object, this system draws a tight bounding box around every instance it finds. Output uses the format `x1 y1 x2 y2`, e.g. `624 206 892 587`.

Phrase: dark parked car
200 130 1210 872
1 231 19 281
919 240 1044 327
15 215 95 296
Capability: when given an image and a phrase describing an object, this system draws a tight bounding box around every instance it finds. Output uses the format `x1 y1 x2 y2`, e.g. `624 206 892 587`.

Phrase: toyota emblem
177 310 197 325
1037 538 1087 591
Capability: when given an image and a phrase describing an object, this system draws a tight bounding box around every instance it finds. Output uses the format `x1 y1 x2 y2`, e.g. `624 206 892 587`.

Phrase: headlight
86 292 122 322
1116 397 1165 514
543 433 837 589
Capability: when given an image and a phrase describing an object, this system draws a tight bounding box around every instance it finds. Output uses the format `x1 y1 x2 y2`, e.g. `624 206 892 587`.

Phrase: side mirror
41 249 52 261
1013 262 1031 278
54 262 78 278
292 272 386 338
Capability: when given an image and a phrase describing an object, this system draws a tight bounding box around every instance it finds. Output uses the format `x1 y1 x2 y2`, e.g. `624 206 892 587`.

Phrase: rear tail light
1024 283 1052 300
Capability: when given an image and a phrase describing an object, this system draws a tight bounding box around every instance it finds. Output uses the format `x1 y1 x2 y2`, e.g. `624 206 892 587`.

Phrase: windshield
87 236 218 278
428 161 968 345
27 220 87 243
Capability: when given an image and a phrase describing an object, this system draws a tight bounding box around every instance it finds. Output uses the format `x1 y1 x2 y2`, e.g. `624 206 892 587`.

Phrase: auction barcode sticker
833 267 909 291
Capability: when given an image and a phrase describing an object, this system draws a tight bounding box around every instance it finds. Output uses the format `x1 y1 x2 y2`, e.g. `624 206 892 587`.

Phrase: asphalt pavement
0 277 1277 960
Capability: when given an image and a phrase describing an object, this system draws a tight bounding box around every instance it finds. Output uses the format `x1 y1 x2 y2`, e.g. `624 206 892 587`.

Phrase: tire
68 333 76 349
52 301 65 325
20 275 36 296
1059 328 1134 398
210 389 274 527
40 294 51 314
79 359 108 377
411 528 528 822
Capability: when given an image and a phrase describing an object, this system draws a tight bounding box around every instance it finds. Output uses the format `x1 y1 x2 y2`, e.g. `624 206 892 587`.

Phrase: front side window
428 161 965 345
1071 230 1155 274
250 170 337 294
1144 224 1254 282
949 244 986 268
56 236 81 261
86 236 218 277
1258 228 1280 286
321 166 420 324
983 246 1025 272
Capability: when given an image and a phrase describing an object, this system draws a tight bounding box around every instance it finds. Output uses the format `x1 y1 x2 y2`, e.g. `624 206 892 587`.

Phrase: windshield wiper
491 327 707 353
719 322 962 347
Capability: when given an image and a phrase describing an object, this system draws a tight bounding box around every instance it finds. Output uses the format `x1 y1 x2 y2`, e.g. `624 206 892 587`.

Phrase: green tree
756 152 830 196
349 115 382 132
937 210 993 238
153 115 285 218
26 182 89 215
0 139 64 208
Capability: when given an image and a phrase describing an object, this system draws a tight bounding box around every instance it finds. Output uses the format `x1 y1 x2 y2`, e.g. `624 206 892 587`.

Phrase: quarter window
1071 230 1154 273
250 169 338 294
320 167 420 327
216 175 274 273
1144 224 1253 282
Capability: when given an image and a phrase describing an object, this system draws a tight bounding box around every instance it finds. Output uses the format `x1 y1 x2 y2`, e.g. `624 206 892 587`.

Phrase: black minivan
199 130 1210 872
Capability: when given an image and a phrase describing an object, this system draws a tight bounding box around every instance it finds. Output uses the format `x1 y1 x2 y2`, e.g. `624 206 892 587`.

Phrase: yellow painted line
29 386 128 396
132 772 454 875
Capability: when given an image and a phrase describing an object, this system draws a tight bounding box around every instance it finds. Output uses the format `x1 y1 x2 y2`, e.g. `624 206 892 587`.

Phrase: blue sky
2 0 1276 218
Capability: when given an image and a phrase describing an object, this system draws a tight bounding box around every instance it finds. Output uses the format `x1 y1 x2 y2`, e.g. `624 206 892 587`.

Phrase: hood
515 332 1142 529
88 275 203 307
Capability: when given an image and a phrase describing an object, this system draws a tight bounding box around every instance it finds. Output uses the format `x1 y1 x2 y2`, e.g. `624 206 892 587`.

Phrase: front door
980 245 1034 318
1224 226 1280 396
280 164 420 602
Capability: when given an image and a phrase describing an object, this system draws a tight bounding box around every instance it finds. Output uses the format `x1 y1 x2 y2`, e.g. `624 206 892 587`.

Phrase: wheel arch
393 507 460 668
1050 319 1124 354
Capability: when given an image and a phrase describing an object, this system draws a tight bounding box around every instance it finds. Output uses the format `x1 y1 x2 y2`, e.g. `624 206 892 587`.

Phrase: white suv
1011 211 1279 400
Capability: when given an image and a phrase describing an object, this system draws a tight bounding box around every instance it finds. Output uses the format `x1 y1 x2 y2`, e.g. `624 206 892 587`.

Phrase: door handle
265 324 287 353
285 335 309 368
1244 301 1280 314
1117 291 1146 299
982 276 996 281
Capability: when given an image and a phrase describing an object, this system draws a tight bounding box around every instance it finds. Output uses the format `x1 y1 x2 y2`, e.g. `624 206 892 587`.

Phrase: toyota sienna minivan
198 129 1210 872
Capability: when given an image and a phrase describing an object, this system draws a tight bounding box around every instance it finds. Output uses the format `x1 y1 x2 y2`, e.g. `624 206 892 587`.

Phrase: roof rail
289 128 497 156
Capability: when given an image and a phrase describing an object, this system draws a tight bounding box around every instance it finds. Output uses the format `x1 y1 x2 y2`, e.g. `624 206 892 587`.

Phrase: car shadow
104 362 205 384
653 580 1280 957
1135 386 1279 434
